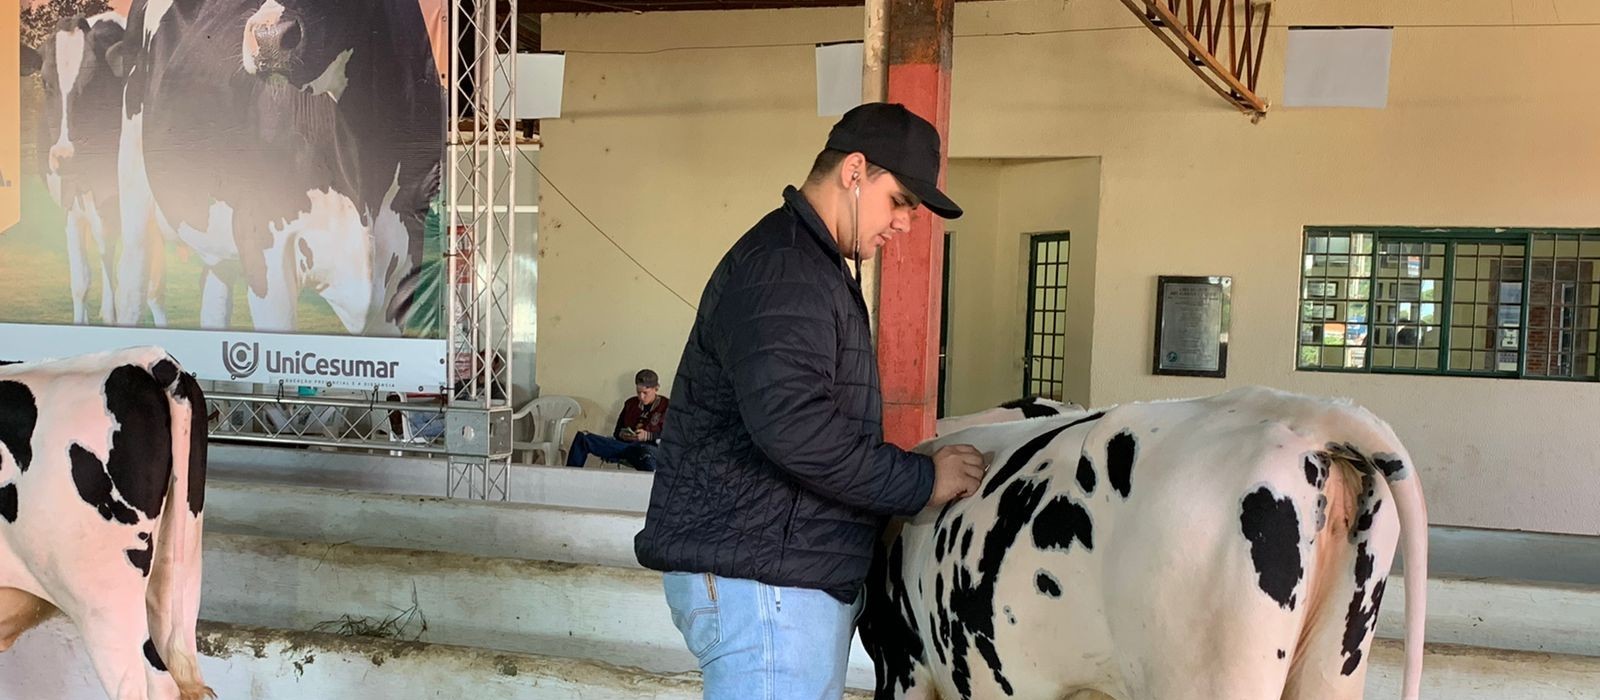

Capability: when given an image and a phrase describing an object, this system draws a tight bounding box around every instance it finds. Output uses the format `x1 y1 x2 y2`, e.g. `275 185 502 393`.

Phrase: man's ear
839 152 868 188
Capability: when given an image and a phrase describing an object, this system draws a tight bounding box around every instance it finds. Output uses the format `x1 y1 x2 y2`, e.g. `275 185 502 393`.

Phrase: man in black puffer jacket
635 103 989 699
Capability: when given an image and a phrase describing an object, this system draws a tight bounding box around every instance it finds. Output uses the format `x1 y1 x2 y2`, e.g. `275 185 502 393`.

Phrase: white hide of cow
865 386 1427 700
934 397 1084 437
0 347 212 700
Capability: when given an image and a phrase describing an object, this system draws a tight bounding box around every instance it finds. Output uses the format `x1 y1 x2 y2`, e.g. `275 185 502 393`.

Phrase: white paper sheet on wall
1282 27 1394 108
816 41 865 117
492 53 566 120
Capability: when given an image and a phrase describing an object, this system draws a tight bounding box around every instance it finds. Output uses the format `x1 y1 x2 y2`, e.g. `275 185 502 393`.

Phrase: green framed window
1298 227 1600 380
1024 232 1070 399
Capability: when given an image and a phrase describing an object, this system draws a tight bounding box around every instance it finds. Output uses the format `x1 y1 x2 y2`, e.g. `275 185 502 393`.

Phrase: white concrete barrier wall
205 481 1600 660
206 481 645 569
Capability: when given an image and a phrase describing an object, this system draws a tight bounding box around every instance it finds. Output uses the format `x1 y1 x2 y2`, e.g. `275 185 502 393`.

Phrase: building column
878 0 954 448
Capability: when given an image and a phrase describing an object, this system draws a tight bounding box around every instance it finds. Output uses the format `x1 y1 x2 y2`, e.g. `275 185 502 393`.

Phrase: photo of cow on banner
3 0 449 388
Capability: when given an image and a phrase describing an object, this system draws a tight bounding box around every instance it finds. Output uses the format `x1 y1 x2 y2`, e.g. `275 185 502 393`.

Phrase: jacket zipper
704 573 718 603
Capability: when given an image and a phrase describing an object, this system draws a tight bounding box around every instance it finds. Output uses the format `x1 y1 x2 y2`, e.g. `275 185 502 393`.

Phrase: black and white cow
20 13 166 326
935 397 1084 437
0 347 212 700
862 386 1428 700
109 0 442 334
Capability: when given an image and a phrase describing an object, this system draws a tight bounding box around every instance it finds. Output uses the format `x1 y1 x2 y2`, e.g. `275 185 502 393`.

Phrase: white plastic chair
511 395 582 465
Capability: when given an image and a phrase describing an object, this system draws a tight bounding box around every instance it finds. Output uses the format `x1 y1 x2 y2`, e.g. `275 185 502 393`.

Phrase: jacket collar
783 186 845 264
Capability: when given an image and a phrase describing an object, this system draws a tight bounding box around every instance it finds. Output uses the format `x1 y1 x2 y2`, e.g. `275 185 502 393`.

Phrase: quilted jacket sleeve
712 249 934 516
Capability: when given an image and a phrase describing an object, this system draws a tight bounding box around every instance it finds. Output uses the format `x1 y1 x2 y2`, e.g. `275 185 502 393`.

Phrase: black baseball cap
825 102 963 220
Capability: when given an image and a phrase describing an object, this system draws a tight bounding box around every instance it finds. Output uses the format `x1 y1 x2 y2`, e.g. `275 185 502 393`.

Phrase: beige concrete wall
943 158 1100 416
542 0 1600 534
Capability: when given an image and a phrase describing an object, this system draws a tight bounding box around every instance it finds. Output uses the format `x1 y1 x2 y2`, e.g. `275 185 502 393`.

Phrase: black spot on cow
936 527 950 562
1240 487 1302 610
1107 430 1138 499
176 372 207 515
982 412 1103 499
860 537 925 699
0 484 16 523
1314 494 1329 537
999 397 1057 419
974 637 1014 695
1374 455 1406 479
1035 569 1062 598
1032 495 1094 552
1076 454 1096 494
1303 456 1322 488
1003 605 1016 625
960 527 974 558
1356 499 1383 534
1340 543 1386 676
150 359 179 389
127 532 154 576
0 380 38 472
143 638 167 672
947 478 1050 698
97 366 173 519
70 444 140 525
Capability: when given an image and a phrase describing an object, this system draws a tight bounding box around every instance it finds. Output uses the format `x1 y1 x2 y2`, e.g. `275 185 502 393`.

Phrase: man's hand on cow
928 444 989 507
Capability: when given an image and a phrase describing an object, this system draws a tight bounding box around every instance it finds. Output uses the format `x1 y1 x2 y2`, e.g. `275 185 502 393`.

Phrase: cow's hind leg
0 587 57 652
68 593 182 700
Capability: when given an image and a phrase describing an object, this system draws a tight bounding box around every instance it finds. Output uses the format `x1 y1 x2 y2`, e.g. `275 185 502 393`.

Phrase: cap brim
900 175 963 219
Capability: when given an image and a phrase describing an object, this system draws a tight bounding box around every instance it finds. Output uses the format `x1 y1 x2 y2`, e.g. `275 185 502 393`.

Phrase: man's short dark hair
635 369 660 388
805 149 887 186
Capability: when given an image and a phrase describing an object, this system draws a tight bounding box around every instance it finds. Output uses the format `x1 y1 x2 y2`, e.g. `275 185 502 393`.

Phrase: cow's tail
150 367 215 700
1297 403 1428 700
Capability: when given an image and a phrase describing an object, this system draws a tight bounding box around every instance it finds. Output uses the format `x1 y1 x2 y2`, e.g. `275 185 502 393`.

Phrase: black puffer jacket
634 186 935 603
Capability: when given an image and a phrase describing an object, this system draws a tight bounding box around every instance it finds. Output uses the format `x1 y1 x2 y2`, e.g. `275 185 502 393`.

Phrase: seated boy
565 369 668 472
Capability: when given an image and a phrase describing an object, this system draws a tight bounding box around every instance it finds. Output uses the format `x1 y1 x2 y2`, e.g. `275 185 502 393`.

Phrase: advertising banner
5 0 452 389
1 7 19 233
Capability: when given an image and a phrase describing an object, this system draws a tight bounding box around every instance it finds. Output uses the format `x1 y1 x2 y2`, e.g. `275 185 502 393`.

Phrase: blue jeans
565 432 658 471
662 572 860 700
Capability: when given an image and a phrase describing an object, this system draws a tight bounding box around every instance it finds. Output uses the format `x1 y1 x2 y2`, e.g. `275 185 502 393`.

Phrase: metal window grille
1298 227 1600 381
1023 233 1070 400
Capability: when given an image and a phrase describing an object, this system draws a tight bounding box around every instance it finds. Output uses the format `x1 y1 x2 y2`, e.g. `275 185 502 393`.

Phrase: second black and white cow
109 0 442 334
0 347 212 700
862 386 1428 700
20 13 165 326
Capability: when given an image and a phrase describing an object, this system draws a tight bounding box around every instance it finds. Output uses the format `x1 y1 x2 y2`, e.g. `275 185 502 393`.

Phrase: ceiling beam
1119 0 1271 121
